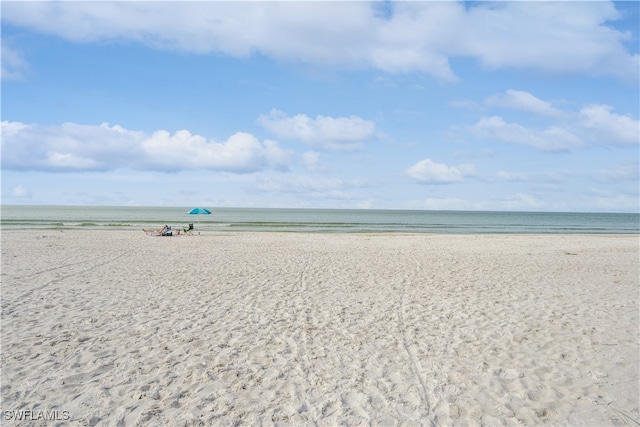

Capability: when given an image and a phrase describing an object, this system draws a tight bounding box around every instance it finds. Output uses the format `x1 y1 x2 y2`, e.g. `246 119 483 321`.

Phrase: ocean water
1 205 638 234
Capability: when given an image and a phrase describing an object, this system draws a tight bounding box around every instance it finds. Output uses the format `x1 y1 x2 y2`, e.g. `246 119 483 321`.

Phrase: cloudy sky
2 1 638 212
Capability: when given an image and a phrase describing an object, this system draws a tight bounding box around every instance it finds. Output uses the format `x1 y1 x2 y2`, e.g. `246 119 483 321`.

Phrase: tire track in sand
291 245 318 396
3 248 133 315
398 256 431 417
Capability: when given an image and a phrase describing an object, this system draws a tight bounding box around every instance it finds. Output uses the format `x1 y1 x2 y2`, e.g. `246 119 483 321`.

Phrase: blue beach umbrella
188 207 212 215
187 207 212 233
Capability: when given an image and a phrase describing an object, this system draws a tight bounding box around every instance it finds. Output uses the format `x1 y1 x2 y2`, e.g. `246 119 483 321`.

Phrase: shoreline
2 231 638 425
2 229 639 236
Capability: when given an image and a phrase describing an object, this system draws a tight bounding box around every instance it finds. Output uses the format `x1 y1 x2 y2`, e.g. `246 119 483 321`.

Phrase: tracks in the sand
397 256 432 418
290 243 321 409
2 248 133 315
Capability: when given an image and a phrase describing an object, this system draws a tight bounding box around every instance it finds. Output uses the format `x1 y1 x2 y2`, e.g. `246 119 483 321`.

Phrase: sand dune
1 231 638 426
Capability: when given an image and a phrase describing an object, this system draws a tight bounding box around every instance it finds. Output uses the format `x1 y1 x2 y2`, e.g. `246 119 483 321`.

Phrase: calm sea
1 205 638 234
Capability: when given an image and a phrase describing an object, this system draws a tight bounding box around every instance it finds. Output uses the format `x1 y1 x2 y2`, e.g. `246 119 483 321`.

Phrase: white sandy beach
1 231 638 426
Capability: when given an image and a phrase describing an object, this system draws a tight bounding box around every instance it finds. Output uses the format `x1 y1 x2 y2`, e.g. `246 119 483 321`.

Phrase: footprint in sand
496 368 524 380
587 369 607 380
61 364 113 386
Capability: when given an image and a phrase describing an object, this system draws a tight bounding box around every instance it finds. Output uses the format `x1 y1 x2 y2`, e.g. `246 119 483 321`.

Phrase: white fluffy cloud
471 116 583 152
471 91 639 151
1 40 29 80
500 193 543 210
10 184 32 199
579 104 640 147
452 2 638 82
485 90 565 119
140 130 290 172
496 170 566 184
2 2 637 81
258 110 378 151
406 158 475 184
301 151 328 172
589 187 640 211
596 163 640 183
255 175 355 200
1 121 291 173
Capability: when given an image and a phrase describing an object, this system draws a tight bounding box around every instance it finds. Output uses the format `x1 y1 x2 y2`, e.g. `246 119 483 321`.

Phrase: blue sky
2 1 638 212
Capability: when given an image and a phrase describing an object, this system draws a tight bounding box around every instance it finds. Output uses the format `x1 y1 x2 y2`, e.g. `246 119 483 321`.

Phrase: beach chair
183 223 194 235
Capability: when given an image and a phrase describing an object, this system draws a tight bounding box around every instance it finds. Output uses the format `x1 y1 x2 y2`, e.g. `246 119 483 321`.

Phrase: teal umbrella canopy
188 207 212 215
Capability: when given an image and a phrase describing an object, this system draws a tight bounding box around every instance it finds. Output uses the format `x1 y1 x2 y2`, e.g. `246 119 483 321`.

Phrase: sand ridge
1 231 638 426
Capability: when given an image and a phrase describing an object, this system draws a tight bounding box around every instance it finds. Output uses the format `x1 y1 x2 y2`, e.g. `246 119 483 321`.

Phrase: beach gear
187 207 211 233
188 207 212 215
183 223 194 235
